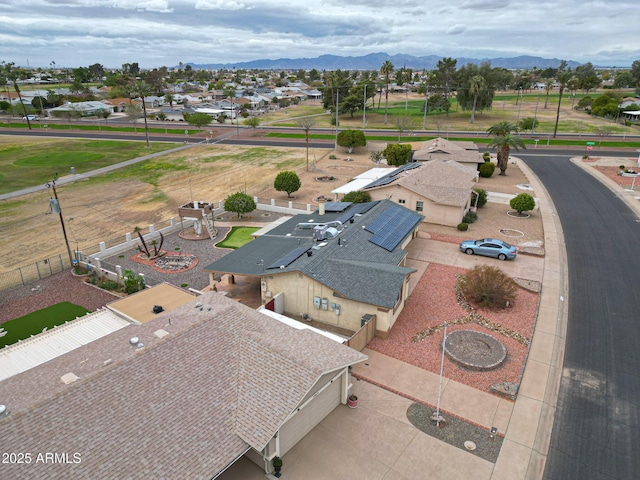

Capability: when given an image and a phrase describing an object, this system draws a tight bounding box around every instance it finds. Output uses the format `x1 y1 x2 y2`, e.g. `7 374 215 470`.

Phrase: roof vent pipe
318 199 326 216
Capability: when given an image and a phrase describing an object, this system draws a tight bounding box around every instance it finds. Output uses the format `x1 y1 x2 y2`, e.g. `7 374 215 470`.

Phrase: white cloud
447 24 467 35
0 0 637 67
195 0 250 11
460 0 511 10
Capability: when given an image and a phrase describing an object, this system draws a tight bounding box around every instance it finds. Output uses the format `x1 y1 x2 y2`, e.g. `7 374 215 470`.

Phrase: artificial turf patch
0 302 90 349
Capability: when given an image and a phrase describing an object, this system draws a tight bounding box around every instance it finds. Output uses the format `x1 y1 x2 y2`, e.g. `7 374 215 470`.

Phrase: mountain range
185 52 583 71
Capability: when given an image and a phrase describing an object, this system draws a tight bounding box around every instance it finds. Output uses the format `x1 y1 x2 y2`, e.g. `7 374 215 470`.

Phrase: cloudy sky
1 0 638 69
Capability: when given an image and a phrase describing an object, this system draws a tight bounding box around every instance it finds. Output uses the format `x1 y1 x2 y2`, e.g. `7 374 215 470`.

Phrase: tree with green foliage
244 116 261 129
510 193 536 215
433 57 457 118
518 117 537 132
383 143 412 166
187 112 213 128
575 62 600 93
467 75 487 123
591 92 622 118
342 191 372 203
224 192 256 219
274 171 301 198
380 60 394 124
337 129 366 153
487 121 525 176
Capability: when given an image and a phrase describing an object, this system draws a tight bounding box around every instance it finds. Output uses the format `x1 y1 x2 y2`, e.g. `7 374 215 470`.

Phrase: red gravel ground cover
0 271 120 324
594 165 640 188
368 262 540 394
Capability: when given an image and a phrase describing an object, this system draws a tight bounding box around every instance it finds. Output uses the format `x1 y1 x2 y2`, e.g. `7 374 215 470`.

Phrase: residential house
361 160 478 227
204 200 423 338
47 100 115 117
0 286 366 478
412 137 483 168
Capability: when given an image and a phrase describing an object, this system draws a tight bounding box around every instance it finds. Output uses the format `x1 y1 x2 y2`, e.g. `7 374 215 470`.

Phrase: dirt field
0 136 541 274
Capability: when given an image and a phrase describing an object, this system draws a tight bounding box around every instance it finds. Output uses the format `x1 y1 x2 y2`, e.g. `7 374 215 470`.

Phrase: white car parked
22 115 40 121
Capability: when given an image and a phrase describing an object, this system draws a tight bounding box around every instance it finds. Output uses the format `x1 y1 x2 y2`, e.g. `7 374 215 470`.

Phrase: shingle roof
203 200 422 308
0 292 366 479
413 137 482 163
395 159 477 207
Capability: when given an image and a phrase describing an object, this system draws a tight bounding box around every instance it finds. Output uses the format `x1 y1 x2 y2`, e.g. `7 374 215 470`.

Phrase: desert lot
0 136 543 274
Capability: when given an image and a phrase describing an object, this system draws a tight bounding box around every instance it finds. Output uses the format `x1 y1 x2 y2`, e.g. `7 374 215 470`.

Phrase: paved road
524 155 640 480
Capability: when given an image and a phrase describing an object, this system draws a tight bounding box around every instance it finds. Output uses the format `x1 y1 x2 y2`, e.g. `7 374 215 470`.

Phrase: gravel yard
368 262 539 395
0 271 120 324
100 227 232 291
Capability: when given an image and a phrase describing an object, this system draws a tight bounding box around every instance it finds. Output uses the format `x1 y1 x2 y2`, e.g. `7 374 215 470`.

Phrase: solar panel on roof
267 245 311 269
367 206 422 251
324 202 352 212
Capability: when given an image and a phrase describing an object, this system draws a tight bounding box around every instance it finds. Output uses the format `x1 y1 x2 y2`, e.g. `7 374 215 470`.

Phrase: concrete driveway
405 237 544 296
218 380 495 480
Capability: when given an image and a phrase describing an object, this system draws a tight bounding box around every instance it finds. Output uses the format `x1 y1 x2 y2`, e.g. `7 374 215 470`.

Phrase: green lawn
0 302 90 349
215 226 260 249
0 139 179 194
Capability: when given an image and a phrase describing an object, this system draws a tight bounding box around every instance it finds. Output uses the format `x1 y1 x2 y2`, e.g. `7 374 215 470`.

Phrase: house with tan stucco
204 200 423 339
360 160 478 227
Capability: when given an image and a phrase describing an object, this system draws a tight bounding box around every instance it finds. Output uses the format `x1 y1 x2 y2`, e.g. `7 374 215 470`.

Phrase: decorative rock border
444 330 507 371
499 228 524 237
506 210 530 218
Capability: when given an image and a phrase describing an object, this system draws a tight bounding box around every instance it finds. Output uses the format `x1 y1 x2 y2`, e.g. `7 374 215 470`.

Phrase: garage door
278 373 341 455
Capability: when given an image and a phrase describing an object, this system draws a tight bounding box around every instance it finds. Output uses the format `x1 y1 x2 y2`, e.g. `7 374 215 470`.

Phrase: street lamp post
46 177 74 267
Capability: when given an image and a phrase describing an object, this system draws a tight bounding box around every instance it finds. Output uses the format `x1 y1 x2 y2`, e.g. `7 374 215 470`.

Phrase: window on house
398 199 406 204
416 201 424 212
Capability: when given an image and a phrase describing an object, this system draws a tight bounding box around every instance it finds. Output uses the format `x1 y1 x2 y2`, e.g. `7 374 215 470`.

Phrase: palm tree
469 75 486 124
380 60 394 124
543 80 553 109
130 80 151 147
553 60 572 138
487 121 525 176
164 92 174 108
295 117 316 171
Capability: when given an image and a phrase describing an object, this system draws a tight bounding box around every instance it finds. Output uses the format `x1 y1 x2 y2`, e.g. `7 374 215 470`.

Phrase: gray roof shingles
0 292 366 479
204 200 422 308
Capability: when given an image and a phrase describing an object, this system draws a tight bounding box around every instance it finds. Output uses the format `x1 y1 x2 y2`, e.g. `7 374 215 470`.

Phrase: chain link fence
0 254 72 291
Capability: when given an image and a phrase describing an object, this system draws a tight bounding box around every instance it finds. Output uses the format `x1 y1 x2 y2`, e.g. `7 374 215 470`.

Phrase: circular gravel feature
444 330 507 371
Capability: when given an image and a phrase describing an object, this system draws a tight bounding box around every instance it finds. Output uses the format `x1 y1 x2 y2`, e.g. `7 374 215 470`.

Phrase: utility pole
335 88 339 146
47 176 74 267
422 85 429 129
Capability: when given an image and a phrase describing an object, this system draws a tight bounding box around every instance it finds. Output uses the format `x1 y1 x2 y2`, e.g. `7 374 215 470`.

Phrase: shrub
457 222 469 231
382 143 412 166
510 193 535 214
463 211 478 223
472 188 488 208
342 191 371 203
458 265 517 309
483 151 491 162
329 154 337 159
479 162 495 178
123 270 145 294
